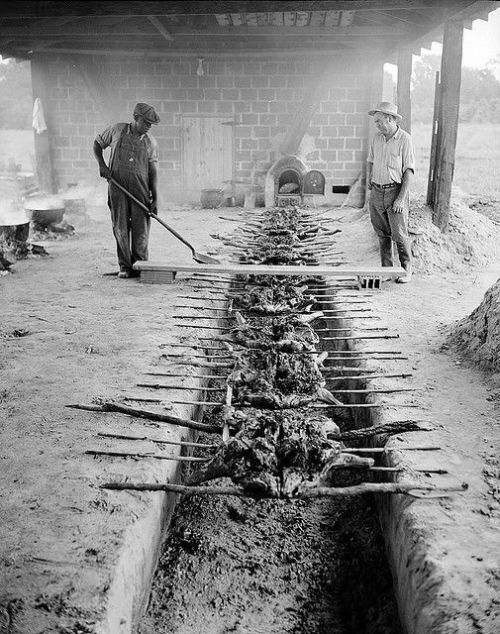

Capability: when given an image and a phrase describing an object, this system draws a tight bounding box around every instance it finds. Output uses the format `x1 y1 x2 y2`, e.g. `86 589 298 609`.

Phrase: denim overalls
108 126 152 272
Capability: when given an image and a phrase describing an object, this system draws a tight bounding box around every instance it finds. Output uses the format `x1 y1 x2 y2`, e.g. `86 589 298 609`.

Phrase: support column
433 19 463 231
30 57 56 194
397 47 412 134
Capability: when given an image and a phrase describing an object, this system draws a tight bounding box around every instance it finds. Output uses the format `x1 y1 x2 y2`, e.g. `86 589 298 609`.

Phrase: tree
411 53 500 123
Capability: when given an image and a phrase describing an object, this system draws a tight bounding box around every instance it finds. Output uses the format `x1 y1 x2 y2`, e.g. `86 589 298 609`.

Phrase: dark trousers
369 186 412 271
108 187 150 272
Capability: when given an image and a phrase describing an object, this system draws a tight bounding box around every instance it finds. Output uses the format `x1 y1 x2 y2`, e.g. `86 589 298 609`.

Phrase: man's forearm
399 169 413 198
149 163 158 202
366 162 373 188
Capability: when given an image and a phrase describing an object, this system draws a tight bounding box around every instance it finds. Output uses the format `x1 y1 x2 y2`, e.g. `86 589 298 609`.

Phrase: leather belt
371 182 400 190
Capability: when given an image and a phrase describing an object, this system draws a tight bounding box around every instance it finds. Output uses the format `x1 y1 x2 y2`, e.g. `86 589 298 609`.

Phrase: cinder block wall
33 55 373 204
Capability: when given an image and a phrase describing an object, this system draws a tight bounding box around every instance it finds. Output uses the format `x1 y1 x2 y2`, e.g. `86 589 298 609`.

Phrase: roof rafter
146 15 174 41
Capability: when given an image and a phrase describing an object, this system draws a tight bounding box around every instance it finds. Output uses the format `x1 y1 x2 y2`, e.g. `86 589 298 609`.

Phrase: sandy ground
1 193 500 632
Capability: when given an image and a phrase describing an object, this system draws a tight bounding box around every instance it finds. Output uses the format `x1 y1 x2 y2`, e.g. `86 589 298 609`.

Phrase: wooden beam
324 10 340 26
339 10 355 26
169 25 411 36
0 2 478 19
230 13 244 26
296 11 311 26
20 46 372 58
396 46 412 134
146 15 173 41
215 14 232 26
433 18 463 232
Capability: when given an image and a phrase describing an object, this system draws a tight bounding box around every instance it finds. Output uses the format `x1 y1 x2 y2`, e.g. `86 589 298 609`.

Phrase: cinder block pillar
30 57 57 194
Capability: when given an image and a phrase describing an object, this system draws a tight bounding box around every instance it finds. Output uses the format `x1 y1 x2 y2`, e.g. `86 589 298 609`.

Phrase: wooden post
396 47 412 134
30 57 56 194
433 19 463 232
426 71 441 207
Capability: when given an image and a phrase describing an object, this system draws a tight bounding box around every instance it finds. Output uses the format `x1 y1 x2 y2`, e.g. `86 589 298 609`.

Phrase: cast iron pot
26 207 65 227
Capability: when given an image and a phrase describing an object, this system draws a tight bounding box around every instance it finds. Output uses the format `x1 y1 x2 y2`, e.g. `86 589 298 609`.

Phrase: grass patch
412 122 500 200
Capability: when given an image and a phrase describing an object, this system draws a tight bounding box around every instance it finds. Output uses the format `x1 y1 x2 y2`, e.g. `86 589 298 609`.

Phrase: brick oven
264 155 325 208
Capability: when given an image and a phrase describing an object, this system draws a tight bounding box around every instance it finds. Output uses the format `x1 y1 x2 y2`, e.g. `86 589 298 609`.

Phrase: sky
421 6 500 76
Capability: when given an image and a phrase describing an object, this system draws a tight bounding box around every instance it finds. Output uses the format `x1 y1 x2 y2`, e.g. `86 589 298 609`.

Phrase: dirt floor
1 188 500 633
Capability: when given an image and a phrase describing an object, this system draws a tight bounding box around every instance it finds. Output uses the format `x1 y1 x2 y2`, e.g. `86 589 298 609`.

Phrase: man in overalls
93 103 160 278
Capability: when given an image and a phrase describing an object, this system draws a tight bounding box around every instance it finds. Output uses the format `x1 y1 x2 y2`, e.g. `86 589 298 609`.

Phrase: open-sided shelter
0 1 498 227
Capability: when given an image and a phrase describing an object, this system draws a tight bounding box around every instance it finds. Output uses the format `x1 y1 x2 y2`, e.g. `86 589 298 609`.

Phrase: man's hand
98 164 112 180
149 200 158 216
392 196 405 214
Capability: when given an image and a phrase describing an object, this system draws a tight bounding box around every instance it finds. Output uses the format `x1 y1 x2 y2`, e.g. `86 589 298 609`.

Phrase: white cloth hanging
32 97 47 134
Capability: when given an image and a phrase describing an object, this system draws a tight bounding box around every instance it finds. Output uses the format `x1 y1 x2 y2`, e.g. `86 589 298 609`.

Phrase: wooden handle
109 177 196 254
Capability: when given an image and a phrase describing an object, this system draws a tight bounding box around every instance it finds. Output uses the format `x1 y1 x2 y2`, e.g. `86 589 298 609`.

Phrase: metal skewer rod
97 432 217 448
173 315 233 320
161 353 232 359
321 350 403 354
169 400 420 408
343 446 441 453
173 324 232 330
146 372 227 380
311 403 420 408
137 383 226 391
174 305 230 311
85 449 209 462
324 372 413 380
315 327 388 332
323 356 408 361
329 387 418 394
320 335 399 340
369 467 448 474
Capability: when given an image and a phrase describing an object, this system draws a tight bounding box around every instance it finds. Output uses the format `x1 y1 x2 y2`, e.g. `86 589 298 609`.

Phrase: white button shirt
367 127 415 185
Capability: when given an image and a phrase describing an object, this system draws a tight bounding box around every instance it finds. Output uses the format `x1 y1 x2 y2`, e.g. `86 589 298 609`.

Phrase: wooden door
182 116 234 196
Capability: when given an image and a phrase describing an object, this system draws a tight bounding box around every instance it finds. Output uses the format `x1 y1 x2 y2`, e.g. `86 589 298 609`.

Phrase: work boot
118 267 131 279
396 270 412 284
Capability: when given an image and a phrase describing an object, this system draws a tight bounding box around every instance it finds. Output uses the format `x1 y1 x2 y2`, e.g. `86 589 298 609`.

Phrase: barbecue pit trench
135 279 405 633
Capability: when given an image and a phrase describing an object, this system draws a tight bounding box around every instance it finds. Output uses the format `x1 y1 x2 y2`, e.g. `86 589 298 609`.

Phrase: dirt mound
447 279 500 371
409 194 500 274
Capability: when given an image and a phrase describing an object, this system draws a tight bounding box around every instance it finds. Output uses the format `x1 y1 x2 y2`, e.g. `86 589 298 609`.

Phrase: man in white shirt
367 101 415 284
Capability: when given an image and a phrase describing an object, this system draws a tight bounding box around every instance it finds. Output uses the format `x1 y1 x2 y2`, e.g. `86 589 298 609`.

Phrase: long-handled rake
110 177 220 265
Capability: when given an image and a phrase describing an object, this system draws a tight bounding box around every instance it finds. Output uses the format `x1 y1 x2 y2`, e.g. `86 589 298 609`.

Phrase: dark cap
133 102 160 124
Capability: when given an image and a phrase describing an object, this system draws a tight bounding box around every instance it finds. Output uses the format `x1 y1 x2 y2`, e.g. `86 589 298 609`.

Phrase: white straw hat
368 101 402 120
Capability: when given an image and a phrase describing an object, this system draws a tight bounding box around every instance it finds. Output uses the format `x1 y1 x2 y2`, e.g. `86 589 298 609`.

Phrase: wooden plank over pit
133 261 404 280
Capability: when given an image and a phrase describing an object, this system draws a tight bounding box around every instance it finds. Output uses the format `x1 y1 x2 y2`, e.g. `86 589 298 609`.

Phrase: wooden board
133 261 405 277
